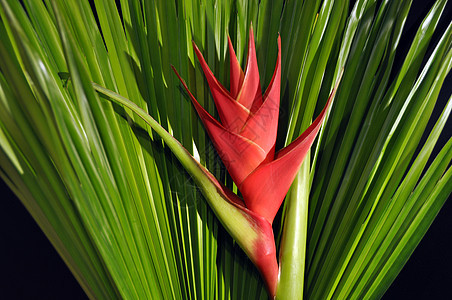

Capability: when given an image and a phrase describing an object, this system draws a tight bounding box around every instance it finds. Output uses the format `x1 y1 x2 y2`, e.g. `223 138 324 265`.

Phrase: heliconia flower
173 28 336 225
172 28 339 297
93 24 339 297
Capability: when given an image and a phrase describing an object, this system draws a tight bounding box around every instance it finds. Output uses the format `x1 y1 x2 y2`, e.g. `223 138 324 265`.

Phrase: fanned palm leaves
0 0 450 299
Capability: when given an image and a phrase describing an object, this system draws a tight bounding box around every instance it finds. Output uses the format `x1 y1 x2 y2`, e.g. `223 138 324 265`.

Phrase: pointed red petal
237 27 263 113
239 80 339 224
192 42 250 132
228 36 244 99
240 35 281 156
172 67 268 185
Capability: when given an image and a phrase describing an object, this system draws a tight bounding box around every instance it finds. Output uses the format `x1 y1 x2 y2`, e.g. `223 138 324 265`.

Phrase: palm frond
0 0 450 299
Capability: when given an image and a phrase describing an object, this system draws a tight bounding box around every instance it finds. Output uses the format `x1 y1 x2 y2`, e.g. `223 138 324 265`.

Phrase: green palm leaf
0 0 450 299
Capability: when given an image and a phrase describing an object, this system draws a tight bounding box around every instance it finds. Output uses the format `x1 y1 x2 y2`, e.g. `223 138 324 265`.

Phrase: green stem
276 157 310 299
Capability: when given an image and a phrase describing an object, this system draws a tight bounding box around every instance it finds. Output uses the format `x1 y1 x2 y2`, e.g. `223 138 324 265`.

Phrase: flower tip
191 40 206 65
171 65 182 80
191 40 200 52
227 34 235 55
248 25 255 43
171 66 191 98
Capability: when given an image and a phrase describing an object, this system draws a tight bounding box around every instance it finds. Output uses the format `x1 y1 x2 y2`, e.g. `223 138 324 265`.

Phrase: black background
0 0 451 299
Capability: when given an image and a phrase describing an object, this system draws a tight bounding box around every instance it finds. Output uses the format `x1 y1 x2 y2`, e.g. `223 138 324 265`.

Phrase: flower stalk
276 161 310 299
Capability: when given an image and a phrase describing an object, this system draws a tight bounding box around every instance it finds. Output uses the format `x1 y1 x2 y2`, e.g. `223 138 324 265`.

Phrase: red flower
173 29 334 224
172 28 339 297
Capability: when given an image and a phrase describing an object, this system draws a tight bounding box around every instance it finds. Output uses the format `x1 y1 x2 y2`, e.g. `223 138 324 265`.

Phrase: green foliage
0 0 450 299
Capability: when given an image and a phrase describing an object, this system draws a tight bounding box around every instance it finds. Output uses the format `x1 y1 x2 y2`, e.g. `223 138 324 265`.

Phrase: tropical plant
0 0 450 299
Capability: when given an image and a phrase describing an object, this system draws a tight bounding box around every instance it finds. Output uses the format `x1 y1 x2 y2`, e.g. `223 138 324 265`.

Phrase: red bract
173 28 338 297
173 28 334 224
